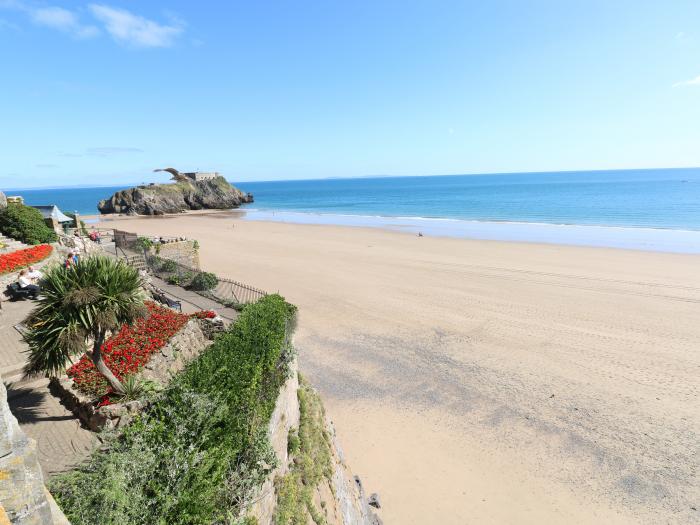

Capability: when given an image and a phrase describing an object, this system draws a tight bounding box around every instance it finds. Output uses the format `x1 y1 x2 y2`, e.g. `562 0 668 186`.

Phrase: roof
31 205 73 222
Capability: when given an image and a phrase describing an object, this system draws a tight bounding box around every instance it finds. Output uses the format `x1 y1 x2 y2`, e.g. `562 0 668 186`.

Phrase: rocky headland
98 174 253 215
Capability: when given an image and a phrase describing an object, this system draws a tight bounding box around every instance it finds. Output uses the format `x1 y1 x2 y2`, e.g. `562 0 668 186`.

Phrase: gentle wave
241 209 700 254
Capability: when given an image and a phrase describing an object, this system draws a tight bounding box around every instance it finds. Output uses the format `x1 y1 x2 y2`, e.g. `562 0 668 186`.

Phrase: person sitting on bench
18 269 40 298
27 265 43 282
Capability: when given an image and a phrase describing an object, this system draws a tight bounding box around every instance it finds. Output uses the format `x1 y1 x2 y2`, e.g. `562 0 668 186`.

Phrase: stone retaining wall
248 361 300 523
152 240 200 270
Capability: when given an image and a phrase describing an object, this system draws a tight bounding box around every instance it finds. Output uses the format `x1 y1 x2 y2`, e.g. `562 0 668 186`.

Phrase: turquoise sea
8 168 700 253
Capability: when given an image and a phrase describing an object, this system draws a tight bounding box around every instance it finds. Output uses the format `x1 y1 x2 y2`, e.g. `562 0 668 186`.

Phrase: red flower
67 301 189 397
0 244 52 275
191 310 216 319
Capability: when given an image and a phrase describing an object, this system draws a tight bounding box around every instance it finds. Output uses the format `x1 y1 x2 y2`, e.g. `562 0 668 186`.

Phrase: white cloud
673 75 700 88
30 6 98 38
1 1 98 39
88 4 183 48
1 2 184 48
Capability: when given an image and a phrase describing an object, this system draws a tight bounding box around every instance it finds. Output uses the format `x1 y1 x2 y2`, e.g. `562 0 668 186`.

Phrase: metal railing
145 255 267 305
107 228 268 306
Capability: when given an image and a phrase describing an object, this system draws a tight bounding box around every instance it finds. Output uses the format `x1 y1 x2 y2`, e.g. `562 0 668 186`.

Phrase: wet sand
96 213 700 524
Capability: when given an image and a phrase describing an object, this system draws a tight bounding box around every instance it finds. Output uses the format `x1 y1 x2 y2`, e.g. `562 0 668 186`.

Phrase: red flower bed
67 302 189 398
191 310 216 319
0 244 52 275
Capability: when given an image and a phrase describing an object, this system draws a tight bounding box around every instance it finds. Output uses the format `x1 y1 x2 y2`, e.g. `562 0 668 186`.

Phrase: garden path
148 274 239 323
0 298 97 478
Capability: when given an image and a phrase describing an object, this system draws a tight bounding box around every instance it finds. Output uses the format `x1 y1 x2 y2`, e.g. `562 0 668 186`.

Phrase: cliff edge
97 176 253 215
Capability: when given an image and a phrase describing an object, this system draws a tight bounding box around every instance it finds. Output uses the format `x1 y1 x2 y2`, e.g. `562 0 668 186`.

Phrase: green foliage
160 258 177 272
118 375 160 402
224 300 248 312
23 255 145 377
274 473 307 525
0 203 57 244
166 271 193 286
190 271 218 291
51 294 297 525
287 427 300 455
273 377 333 525
135 236 154 250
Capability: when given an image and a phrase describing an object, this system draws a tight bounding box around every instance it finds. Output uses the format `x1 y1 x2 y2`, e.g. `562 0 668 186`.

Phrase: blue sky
1 1 699 188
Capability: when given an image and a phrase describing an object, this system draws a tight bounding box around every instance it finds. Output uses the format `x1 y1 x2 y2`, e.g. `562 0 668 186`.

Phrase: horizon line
2 165 699 192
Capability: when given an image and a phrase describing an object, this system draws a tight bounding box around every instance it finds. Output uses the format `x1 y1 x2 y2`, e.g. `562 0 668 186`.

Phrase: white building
183 172 219 182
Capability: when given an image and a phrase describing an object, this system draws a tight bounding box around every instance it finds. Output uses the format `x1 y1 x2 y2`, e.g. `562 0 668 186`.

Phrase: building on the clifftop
31 204 74 235
183 172 219 182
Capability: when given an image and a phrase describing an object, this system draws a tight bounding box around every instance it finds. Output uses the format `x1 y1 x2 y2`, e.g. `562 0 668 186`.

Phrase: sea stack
97 169 253 215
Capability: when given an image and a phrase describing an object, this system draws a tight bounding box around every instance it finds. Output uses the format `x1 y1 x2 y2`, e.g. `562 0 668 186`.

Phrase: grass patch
273 376 333 525
51 294 297 525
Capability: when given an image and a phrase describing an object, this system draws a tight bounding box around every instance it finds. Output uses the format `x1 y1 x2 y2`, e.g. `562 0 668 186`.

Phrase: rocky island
98 169 253 215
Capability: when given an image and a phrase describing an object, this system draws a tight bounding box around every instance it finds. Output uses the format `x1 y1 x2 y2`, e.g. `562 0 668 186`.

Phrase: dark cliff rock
97 176 253 215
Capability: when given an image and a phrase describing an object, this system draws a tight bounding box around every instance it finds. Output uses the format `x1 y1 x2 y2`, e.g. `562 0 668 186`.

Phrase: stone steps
126 253 148 272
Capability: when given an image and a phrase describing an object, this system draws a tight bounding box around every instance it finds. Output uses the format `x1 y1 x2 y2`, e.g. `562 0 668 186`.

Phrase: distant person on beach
18 269 40 298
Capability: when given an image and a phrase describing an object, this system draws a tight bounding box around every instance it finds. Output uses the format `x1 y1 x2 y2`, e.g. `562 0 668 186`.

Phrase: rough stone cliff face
97 176 253 215
251 361 381 525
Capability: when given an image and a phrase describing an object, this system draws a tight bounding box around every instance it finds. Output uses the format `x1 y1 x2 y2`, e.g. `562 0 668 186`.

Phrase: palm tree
24 255 146 395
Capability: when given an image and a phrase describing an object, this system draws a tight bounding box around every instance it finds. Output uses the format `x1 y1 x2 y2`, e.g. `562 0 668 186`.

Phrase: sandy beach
96 212 700 524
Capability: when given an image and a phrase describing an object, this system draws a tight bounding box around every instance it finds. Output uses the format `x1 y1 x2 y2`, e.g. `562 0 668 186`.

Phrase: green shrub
190 271 218 291
166 272 193 286
160 259 177 272
0 203 57 244
287 427 300 455
135 236 153 250
51 294 297 525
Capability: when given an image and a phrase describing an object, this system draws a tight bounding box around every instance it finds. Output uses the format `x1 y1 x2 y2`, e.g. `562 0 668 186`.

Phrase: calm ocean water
240 168 700 230
8 168 700 252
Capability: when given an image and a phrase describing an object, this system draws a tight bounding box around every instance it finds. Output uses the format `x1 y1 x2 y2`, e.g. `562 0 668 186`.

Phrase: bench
152 290 182 312
5 283 34 301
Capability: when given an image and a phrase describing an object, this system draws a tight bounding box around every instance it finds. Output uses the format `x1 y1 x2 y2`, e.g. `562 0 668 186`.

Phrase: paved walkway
148 274 239 322
0 299 96 478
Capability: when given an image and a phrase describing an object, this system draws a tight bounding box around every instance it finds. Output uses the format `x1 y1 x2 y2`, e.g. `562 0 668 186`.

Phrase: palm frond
23 255 145 378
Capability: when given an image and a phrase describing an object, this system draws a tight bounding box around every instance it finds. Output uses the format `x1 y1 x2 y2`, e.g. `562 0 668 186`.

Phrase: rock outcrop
0 191 7 209
97 176 253 215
